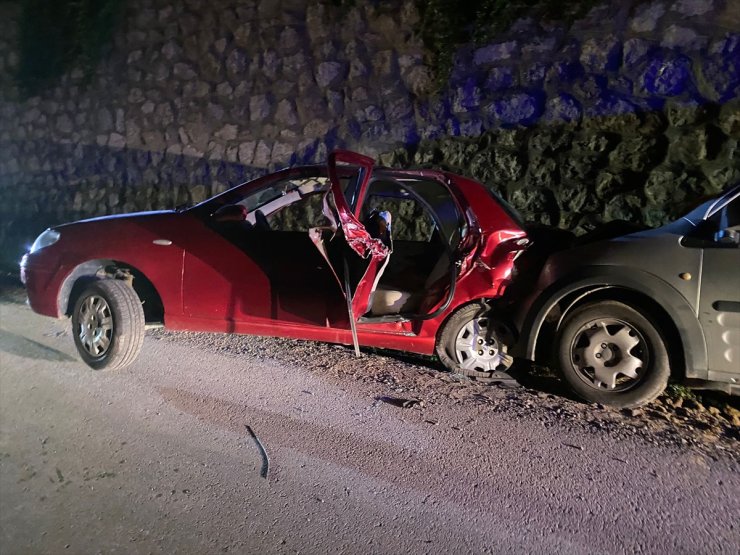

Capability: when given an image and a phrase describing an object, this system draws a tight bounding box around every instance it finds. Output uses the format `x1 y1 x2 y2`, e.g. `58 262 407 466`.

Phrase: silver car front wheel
557 301 670 408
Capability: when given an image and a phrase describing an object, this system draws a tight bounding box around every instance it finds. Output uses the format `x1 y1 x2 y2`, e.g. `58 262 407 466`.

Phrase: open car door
308 151 391 351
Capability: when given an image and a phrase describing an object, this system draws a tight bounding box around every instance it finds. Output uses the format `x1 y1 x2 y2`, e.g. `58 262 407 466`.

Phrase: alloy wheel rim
569 318 648 391
77 295 113 357
454 317 504 372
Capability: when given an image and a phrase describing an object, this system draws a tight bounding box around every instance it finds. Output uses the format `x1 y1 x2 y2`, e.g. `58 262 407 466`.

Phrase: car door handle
712 301 740 312
153 239 172 246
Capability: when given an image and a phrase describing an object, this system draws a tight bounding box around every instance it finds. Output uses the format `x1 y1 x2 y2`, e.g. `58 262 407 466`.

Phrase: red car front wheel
71 280 145 370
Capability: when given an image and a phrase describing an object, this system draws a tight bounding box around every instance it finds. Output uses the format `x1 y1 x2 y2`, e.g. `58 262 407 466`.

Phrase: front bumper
20 253 63 318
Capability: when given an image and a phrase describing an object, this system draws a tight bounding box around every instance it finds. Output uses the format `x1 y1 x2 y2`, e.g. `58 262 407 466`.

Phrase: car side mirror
714 228 740 246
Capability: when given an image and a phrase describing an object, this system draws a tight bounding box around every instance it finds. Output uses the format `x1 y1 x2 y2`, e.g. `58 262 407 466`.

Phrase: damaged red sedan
21 151 530 376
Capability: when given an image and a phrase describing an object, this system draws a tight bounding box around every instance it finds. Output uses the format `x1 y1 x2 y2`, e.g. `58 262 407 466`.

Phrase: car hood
541 220 700 295
54 210 177 230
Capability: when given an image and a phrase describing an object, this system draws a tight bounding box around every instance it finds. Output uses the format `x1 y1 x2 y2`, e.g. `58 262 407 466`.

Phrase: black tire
71 279 145 370
556 301 670 408
436 302 510 377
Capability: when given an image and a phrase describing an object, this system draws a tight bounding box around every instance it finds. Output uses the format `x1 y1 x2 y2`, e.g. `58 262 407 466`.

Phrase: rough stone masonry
0 0 738 268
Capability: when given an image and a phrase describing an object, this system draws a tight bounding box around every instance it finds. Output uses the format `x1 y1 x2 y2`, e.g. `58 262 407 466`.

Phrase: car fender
56 259 114 317
518 266 708 380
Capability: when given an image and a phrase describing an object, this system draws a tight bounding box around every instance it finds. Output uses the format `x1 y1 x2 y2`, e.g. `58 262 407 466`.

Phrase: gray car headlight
30 229 60 253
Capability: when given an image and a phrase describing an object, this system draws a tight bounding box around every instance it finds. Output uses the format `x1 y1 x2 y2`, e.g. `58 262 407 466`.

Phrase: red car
21 151 530 376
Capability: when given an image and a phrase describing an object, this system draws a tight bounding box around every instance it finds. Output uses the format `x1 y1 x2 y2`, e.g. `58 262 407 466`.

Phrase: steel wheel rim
454 317 504 372
569 317 649 392
77 295 113 357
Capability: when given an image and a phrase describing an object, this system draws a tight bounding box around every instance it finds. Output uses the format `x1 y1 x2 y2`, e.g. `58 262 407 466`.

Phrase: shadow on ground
0 329 76 363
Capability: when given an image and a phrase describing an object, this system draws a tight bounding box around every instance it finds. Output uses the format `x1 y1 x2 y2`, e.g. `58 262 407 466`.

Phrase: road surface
1 297 738 554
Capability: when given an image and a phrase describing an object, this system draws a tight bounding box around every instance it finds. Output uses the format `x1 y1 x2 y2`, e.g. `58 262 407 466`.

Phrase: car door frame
697 187 740 380
349 170 470 324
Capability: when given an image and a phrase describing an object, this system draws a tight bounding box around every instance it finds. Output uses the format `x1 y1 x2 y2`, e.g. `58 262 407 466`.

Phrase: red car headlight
29 229 60 253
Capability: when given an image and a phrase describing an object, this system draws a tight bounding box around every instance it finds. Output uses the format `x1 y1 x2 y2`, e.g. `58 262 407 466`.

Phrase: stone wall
0 0 739 269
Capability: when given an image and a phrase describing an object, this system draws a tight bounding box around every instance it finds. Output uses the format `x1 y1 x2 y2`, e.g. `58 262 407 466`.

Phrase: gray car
512 185 740 408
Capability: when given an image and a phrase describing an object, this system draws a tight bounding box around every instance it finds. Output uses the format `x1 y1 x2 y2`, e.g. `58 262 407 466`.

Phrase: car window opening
360 177 463 319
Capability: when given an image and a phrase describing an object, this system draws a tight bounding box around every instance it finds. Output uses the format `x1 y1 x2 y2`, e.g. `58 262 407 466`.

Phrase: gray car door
698 192 740 381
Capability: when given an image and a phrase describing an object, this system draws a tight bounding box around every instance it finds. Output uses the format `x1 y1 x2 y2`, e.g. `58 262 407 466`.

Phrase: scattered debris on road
245 425 269 479
377 396 424 409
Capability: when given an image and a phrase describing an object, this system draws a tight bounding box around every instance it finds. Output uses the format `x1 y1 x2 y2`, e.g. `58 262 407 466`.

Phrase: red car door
179 171 345 331
310 151 391 329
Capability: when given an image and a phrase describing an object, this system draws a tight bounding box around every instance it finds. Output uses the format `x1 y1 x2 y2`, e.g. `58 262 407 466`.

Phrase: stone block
631 2 666 33
544 93 582 123
162 40 182 61
108 133 126 149
327 90 344 115
56 114 73 135
453 78 481 113
487 92 543 125
275 99 299 126
372 50 397 76
604 194 643 222
315 61 345 87
718 100 740 137
226 48 249 80
662 25 707 50
510 187 558 225
215 124 238 141
238 141 256 164
665 100 707 126
521 36 558 57
485 66 516 92
271 142 294 165
667 128 708 165
253 140 272 167
520 63 547 87
697 54 740 103
640 55 693 96
580 38 622 72
474 41 518 65
545 61 584 86
250 94 272 122
673 0 715 17
609 136 664 172
173 63 197 80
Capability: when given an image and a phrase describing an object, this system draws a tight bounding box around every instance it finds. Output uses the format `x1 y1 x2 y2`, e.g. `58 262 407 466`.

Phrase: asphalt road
1 298 738 554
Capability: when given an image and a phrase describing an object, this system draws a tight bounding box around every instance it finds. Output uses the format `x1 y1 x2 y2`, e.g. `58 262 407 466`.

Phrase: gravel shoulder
147 322 740 463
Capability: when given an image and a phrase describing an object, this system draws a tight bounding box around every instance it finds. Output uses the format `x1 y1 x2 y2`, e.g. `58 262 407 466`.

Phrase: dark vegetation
15 0 123 96
415 0 600 85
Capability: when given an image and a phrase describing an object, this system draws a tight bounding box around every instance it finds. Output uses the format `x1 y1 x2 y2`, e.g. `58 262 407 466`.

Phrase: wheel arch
58 259 165 325
521 267 708 380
